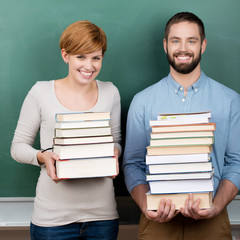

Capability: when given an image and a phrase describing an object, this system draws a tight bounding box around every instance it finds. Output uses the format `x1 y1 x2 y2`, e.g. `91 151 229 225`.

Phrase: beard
166 48 202 74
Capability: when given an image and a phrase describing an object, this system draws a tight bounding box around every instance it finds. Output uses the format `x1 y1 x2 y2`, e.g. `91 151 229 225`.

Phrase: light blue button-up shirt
123 72 240 196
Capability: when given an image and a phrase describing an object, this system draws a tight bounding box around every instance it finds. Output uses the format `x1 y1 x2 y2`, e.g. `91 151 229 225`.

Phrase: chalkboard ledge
0 196 239 227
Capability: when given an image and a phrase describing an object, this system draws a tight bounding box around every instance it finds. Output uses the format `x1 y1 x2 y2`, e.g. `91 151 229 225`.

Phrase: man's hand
131 184 179 223
146 198 179 223
180 193 219 220
180 180 239 220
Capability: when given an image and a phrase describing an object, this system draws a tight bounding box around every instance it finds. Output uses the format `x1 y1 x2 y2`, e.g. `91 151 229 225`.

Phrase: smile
177 56 191 60
79 70 94 78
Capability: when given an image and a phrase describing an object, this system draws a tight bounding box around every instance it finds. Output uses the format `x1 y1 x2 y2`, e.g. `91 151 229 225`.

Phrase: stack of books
146 112 215 210
52 112 117 179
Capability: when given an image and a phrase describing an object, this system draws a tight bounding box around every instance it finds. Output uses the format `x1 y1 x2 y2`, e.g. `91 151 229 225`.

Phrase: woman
11 20 121 240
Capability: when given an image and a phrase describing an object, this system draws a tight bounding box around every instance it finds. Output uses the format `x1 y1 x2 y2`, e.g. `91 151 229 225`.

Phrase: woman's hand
37 151 60 182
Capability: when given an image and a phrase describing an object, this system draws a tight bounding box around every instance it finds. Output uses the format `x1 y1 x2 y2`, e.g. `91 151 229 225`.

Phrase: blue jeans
30 219 119 240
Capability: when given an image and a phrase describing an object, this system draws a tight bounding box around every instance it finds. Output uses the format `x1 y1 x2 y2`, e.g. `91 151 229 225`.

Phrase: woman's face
65 49 103 85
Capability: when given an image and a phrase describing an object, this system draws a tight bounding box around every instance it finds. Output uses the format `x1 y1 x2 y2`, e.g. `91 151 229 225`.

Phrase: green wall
1 0 240 197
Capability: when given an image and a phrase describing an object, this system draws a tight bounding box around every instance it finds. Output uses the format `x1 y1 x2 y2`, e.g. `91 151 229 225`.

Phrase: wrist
37 151 45 165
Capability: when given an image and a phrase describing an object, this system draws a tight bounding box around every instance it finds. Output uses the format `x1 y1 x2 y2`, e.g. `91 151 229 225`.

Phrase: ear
201 39 207 55
61 49 69 64
163 38 167 54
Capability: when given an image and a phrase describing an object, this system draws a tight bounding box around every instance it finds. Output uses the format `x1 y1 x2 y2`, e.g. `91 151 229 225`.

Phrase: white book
146 171 213 181
150 131 214 139
53 143 114 159
149 178 214 194
55 120 110 129
150 137 214 147
148 162 212 174
145 153 210 164
150 112 211 126
53 136 113 145
55 127 111 138
56 157 117 179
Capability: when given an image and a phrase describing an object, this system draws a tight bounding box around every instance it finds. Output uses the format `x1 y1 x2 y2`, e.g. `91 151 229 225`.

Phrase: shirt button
180 87 183 91
182 98 185 102
195 88 198 92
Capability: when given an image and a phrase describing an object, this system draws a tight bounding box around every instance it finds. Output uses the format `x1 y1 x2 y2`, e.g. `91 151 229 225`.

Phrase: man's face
164 21 205 74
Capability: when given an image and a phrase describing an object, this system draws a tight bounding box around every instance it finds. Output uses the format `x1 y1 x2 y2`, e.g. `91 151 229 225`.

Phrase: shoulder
29 80 53 95
97 80 120 97
206 76 240 101
131 78 166 105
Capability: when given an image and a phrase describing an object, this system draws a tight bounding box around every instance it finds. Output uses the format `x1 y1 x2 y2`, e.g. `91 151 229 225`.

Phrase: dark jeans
30 219 119 240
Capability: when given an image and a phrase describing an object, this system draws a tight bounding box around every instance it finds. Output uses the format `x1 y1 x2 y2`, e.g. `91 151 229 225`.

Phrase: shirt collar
166 71 206 94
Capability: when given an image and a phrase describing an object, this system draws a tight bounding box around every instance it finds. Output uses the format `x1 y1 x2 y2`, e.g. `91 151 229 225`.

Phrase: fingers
146 198 177 223
180 194 202 219
39 151 60 181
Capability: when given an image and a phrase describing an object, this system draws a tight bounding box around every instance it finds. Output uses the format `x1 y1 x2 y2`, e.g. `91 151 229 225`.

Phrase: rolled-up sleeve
123 96 148 193
222 95 240 189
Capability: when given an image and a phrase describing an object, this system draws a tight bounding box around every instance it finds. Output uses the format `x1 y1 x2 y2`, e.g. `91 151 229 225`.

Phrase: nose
84 59 94 71
179 42 187 51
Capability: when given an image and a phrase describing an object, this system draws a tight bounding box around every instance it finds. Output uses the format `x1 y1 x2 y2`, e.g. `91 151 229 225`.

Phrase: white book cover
146 171 213 181
149 178 214 194
150 111 211 126
148 161 212 174
145 153 210 164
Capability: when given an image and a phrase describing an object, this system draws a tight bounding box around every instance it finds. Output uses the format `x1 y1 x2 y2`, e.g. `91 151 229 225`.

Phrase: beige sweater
11 80 121 227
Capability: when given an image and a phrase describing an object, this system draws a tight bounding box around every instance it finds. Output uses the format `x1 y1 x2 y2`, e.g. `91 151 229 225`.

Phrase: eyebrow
169 36 200 41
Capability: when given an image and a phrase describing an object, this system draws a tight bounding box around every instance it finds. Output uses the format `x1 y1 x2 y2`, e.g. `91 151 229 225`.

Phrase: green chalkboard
1 0 240 197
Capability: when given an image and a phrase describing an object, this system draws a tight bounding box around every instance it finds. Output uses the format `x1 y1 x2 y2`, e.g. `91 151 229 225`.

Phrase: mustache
174 52 193 57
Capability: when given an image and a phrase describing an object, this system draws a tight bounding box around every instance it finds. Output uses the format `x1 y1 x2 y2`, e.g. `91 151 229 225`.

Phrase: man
123 12 240 240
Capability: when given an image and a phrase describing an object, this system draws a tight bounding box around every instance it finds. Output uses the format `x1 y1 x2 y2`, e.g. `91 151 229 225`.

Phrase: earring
65 61 68 64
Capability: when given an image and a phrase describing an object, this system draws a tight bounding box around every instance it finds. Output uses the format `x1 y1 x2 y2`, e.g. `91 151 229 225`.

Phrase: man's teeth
81 71 92 76
177 56 190 60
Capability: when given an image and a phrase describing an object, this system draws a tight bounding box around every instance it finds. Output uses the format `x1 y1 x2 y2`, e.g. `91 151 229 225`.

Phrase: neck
63 76 96 94
170 65 201 96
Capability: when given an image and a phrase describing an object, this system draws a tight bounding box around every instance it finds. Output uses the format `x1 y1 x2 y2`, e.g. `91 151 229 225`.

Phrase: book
146 171 213 181
145 153 210 164
55 127 111 138
150 137 214 147
146 191 213 210
56 112 110 122
151 123 216 133
150 112 211 126
147 145 213 156
150 131 214 139
149 178 214 194
53 136 114 145
53 142 114 159
157 111 211 120
55 120 110 129
56 157 117 179
148 162 212 174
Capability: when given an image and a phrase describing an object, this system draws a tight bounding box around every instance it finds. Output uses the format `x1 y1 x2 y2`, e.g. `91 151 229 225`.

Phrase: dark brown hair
165 12 205 43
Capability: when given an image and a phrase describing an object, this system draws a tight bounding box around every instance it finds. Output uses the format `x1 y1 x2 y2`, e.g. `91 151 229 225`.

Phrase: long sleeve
11 84 41 166
122 95 148 193
109 84 122 155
